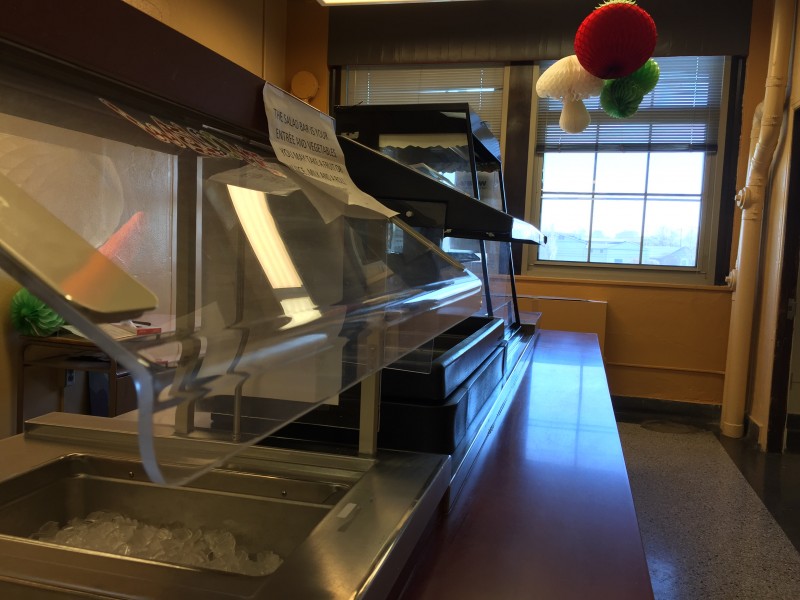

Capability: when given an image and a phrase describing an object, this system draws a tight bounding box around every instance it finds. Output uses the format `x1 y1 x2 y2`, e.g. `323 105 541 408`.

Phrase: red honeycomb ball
574 1 657 80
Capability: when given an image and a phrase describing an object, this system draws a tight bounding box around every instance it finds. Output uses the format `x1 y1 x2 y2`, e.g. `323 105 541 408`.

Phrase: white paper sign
263 83 395 217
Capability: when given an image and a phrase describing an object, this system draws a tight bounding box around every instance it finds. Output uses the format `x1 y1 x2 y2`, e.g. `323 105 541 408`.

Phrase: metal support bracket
359 370 381 457
174 400 195 435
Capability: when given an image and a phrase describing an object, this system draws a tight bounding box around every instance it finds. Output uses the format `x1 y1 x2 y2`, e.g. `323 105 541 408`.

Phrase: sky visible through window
538 151 704 267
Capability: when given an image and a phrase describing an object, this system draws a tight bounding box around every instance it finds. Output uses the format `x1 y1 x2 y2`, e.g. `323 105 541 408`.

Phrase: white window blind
343 65 505 138
536 56 725 153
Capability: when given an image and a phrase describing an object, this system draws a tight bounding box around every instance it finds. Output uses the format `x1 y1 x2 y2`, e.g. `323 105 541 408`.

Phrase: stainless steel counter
0 413 450 599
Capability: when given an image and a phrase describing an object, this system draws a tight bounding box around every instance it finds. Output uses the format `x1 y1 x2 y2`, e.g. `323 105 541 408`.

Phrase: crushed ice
32 510 282 576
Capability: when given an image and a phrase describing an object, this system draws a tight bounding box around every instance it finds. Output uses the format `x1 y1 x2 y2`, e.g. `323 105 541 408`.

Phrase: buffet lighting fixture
318 1 480 5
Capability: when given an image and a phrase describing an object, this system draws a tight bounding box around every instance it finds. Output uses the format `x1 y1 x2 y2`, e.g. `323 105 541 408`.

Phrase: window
530 56 728 282
343 65 505 138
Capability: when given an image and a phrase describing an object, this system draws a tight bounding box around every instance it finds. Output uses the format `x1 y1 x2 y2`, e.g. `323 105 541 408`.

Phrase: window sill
518 271 733 293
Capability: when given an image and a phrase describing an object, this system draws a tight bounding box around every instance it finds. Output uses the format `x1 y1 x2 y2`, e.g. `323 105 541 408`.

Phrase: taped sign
263 83 394 217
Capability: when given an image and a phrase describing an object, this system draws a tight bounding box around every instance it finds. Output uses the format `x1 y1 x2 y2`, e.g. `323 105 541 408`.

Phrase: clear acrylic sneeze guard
0 77 482 485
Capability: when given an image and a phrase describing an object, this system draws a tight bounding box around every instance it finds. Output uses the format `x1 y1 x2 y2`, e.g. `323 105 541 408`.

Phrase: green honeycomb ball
628 59 660 94
10 288 65 336
600 78 645 118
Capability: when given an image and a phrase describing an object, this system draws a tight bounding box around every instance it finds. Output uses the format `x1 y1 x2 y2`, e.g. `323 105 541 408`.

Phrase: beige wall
285 0 329 113
127 0 328 110
123 0 287 83
517 278 732 405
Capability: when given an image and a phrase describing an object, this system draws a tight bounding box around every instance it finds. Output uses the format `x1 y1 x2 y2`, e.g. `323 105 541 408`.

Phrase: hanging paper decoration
10 288 65 337
536 55 604 134
540 1 659 132
627 58 660 94
574 0 657 80
600 58 660 119
600 78 644 118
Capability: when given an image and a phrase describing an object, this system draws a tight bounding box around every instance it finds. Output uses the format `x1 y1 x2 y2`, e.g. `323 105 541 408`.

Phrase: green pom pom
600 60 658 119
628 59 660 94
600 78 645 118
10 288 65 336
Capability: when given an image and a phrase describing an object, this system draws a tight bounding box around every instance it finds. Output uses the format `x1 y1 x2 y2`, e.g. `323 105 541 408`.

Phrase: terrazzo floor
618 420 800 600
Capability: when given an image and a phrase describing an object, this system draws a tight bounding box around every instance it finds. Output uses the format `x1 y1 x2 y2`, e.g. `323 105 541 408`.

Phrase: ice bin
0 414 450 598
0 455 347 559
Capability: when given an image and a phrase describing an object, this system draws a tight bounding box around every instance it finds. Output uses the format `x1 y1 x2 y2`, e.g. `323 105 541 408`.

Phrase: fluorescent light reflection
227 184 321 328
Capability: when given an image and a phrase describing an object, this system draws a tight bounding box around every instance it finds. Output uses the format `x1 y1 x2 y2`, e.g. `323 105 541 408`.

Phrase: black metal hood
339 135 545 245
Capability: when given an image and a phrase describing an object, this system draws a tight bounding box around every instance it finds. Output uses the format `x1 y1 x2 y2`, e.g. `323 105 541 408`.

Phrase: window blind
535 56 725 153
343 65 505 138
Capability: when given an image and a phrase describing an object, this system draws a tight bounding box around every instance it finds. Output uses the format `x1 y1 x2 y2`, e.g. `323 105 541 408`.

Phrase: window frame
524 57 732 286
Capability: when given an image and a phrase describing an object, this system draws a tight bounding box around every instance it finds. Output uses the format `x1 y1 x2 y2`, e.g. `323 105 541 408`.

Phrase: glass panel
590 199 644 264
484 240 514 328
539 149 707 268
477 169 504 211
595 153 647 193
648 152 705 195
0 114 175 323
642 198 701 266
378 132 474 196
0 57 483 485
538 195 591 262
541 153 595 193
443 237 482 273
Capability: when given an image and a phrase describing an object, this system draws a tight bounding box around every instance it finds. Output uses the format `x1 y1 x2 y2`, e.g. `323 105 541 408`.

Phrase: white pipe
721 0 796 438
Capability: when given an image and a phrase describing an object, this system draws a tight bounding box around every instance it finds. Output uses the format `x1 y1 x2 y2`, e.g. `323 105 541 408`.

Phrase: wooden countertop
396 330 654 600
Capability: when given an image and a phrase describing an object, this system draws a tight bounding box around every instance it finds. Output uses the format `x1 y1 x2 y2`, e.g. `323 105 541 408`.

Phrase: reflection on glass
228 184 321 329
379 132 471 194
229 185 304 289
